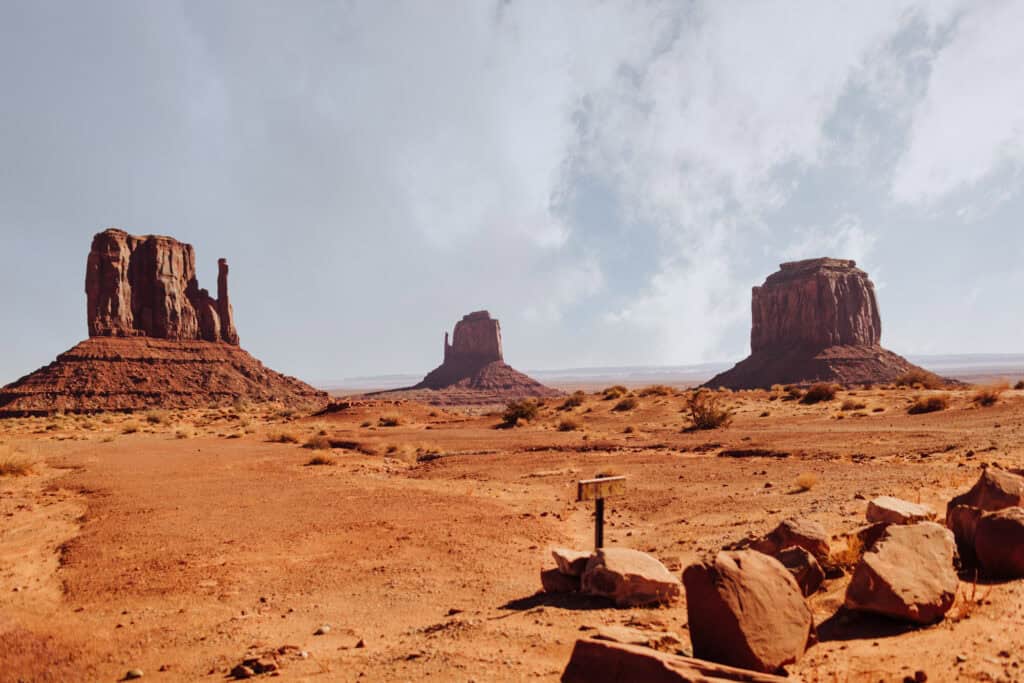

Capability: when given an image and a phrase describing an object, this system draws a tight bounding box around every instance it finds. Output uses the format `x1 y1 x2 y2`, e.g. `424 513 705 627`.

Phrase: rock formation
373 311 560 405
86 228 238 344
706 258 940 389
0 228 324 415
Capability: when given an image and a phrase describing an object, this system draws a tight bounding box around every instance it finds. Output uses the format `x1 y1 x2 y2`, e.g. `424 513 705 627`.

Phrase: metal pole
595 497 605 549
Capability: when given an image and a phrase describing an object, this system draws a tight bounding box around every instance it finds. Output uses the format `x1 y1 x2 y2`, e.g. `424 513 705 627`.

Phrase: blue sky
2 1 1023 385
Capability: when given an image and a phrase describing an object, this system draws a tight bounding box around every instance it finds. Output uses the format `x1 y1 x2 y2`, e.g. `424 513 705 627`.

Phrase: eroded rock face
683 550 814 673
85 228 238 344
445 310 502 365
752 258 880 352
706 258 937 389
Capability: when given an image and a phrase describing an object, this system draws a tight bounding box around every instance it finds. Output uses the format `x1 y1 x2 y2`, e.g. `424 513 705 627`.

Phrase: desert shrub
145 410 168 425
502 399 540 427
378 415 401 427
304 435 332 450
907 394 949 415
759 410 770 417
305 454 335 466
784 385 804 401
801 383 838 404
174 428 193 439
267 430 300 444
840 399 867 411
794 472 818 491
638 384 673 397
602 385 628 400
121 421 141 434
623 425 635 434
559 391 586 410
557 418 580 432
360 420 372 428
895 369 944 390
1015 380 1024 391
832 535 866 570
973 383 1007 407
685 390 732 430
612 397 639 412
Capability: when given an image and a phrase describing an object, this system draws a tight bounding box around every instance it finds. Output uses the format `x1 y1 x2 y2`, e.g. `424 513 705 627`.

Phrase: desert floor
2 385 1024 682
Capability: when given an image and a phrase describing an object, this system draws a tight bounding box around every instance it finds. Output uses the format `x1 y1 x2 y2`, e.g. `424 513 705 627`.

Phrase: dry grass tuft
794 472 818 491
502 399 540 427
601 385 628 400
174 427 193 439
612 396 639 412
895 368 944 390
145 410 168 425
638 384 674 397
831 535 866 570
972 382 1008 407
840 398 867 411
121 421 141 434
685 390 732 430
907 394 949 415
800 383 838 405
557 418 580 432
378 415 401 427
559 391 586 410
0 445 35 477
304 435 332 450
267 430 300 444
305 454 336 466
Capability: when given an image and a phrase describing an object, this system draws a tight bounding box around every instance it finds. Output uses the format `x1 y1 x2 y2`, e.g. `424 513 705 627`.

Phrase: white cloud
892 0 1024 203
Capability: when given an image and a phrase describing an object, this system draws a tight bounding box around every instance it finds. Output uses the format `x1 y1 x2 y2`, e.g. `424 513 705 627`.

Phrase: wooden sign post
577 475 626 550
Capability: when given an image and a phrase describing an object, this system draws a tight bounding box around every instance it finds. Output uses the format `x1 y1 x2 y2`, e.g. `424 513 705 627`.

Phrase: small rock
314 624 331 636
229 664 254 679
356 638 365 649
124 670 144 680
541 567 581 594
776 546 825 596
867 496 936 525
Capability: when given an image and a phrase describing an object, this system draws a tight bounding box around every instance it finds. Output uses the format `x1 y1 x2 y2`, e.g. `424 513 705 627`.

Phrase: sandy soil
2 386 1024 682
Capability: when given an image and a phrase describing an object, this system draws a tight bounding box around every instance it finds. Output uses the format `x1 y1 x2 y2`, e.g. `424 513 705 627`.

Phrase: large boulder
974 507 1024 579
561 639 791 683
776 546 825 597
552 548 591 577
844 522 957 624
750 518 830 566
946 469 1024 520
683 550 813 674
581 548 682 608
867 496 936 525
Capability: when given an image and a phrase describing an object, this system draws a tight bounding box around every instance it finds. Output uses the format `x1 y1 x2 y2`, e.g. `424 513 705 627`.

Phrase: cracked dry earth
3 387 1024 682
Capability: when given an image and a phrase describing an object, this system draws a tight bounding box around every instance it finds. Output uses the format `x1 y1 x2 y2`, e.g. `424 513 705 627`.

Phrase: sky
2 1 1024 386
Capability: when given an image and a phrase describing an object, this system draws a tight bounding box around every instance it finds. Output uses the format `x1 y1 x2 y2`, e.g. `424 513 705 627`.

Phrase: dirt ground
3 385 1024 682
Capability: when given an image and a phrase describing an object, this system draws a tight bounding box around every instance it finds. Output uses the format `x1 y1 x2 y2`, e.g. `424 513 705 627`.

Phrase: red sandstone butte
371 311 560 405
0 229 325 415
706 258 940 389
86 228 238 344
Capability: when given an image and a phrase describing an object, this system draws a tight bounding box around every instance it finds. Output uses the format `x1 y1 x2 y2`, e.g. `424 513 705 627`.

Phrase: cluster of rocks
706 258 940 389
559 467 1024 681
0 229 326 415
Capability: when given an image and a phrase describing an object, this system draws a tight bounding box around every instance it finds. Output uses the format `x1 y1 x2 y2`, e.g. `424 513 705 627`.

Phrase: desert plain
4 383 1024 682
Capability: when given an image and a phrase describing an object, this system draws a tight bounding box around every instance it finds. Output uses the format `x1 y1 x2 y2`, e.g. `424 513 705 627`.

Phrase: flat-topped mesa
443 310 503 366
751 258 880 352
705 256 940 389
85 228 239 345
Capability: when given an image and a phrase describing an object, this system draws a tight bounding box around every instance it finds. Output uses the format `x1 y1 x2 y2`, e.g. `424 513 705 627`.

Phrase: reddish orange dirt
3 386 1024 682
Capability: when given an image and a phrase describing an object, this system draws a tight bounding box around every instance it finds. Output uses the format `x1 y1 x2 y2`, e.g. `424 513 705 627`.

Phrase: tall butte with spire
705 258 943 389
0 228 326 415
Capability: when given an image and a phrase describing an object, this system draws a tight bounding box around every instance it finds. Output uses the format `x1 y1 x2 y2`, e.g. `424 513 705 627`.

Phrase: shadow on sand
500 591 613 612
